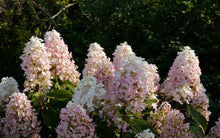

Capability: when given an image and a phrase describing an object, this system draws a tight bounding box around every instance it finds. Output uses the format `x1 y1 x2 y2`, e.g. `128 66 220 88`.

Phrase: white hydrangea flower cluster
135 129 155 138
0 77 19 100
72 75 106 112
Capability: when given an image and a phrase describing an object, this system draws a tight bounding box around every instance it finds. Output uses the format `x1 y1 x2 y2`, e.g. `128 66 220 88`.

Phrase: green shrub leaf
187 104 208 131
127 119 153 134
47 89 73 101
41 110 59 133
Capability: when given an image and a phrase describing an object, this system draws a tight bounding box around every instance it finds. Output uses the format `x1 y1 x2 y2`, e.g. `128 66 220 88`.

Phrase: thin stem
51 3 75 19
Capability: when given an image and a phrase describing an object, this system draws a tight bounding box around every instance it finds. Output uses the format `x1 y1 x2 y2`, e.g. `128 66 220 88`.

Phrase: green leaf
189 119 205 138
46 99 69 112
31 92 44 107
187 105 208 132
41 110 59 133
127 119 153 134
145 98 158 104
96 120 117 138
122 133 133 138
54 81 62 89
63 80 75 93
47 89 73 101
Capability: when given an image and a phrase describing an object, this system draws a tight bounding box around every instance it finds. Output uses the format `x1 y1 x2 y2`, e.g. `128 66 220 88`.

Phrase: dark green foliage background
0 0 219 131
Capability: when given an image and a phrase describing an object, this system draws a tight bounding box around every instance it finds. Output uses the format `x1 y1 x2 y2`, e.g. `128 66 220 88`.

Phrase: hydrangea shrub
0 30 216 138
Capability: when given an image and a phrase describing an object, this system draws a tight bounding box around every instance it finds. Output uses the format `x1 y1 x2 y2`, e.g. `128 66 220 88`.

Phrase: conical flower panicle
160 46 210 120
3 93 41 137
160 46 201 104
20 36 52 92
56 102 97 138
44 29 80 85
83 42 115 90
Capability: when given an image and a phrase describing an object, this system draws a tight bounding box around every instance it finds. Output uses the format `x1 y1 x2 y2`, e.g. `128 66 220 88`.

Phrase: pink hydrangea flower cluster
0 77 19 100
160 109 193 138
159 46 210 120
20 36 52 92
89 43 160 132
2 92 41 137
206 117 220 138
112 42 135 71
56 102 96 138
190 86 211 121
160 46 201 104
109 54 159 114
148 102 193 137
148 102 172 135
72 75 106 112
135 129 155 138
44 30 80 85
94 43 159 133
83 42 115 90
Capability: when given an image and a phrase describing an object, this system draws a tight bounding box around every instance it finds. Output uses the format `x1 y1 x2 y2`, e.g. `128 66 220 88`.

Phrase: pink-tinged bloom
160 46 210 120
160 110 193 138
148 102 172 135
56 102 97 138
3 92 41 137
135 129 155 138
72 75 106 113
44 30 80 85
108 54 159 114
112 42 135 71
83 42 115 90
100 43 159 133
160 46 201 104
190 86 211 121
148 102 193 138
20 36 52 92
206 117 220 138
0 77 19 100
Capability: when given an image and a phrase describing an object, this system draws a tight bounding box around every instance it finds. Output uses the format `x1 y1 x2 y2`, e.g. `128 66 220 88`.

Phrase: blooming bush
0 30 218 138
